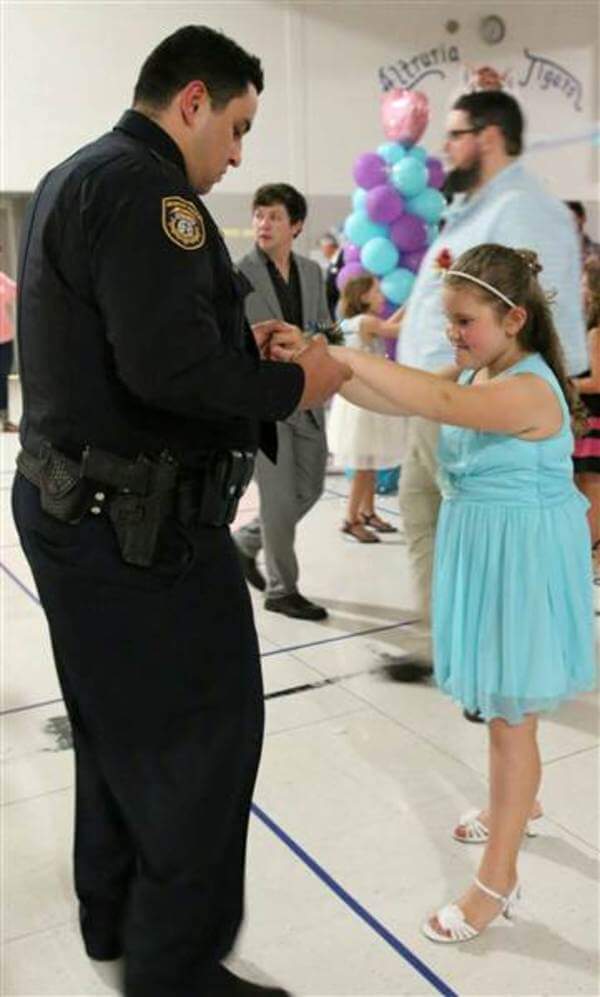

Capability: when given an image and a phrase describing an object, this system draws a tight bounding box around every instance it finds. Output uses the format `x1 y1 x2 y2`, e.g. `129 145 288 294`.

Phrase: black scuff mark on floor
43 715 73 751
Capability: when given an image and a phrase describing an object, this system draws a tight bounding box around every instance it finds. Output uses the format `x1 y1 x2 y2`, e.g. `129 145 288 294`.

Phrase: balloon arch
339 89 446 315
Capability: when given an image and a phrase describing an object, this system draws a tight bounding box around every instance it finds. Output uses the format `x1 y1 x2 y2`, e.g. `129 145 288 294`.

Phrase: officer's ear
291 221 304 240
180 81 210 125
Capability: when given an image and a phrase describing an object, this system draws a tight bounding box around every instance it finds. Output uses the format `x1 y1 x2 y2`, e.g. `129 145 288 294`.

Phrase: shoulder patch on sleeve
161 196 206 250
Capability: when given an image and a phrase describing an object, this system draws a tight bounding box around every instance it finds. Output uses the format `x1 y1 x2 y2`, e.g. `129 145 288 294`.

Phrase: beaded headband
445 270 517 309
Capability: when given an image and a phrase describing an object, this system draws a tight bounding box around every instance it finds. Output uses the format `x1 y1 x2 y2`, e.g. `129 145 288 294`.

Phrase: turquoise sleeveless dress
433 353 596 725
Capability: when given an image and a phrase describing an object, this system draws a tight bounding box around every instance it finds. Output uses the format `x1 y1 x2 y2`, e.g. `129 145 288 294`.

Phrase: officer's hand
251 320 286 358
268 322 306 361
294 337 352 408
253 320 306 360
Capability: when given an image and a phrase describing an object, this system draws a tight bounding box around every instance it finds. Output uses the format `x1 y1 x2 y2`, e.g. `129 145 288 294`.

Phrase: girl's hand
329 344 356 365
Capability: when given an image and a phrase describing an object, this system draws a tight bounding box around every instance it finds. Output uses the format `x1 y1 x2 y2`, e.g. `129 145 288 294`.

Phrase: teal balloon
426 223 439 245
344 210 387 247
377 142 406 165
407 187 446 224
381 267 415 305
352 188 368 210
390 158 428 198
360 236 399 276
408 145 427 162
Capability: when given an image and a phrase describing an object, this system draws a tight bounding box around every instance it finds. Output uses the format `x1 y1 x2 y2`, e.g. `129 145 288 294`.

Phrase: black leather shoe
264 592 328 621
463 707 485 723
237 550 266 591
380 655 433 682
201 964 291 995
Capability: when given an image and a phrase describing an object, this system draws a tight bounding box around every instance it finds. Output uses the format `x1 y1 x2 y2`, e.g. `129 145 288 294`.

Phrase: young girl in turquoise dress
330 243 595 943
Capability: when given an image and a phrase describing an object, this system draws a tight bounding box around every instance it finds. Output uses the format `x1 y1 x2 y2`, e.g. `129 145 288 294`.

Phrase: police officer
12 25 349 997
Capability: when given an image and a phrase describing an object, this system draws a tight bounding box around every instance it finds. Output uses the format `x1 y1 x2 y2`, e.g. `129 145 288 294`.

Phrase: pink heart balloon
381 89 430 146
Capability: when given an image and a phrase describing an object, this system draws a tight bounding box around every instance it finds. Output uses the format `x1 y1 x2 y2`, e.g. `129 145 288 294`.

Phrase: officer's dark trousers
12 475 264 997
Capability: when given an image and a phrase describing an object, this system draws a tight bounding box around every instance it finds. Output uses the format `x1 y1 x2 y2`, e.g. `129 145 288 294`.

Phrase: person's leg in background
383 416 440 677
341 470 380 543
292 410 328 545
0 339 15 429
233 514 266 591
575 471 600 577
258 413 328 619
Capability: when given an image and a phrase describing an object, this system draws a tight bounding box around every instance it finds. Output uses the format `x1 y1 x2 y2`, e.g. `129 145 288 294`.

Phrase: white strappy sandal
421 877 522 944
453 808 542 844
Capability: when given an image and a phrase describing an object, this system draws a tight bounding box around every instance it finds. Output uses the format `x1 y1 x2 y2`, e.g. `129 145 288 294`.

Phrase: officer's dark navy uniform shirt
17 110 304 467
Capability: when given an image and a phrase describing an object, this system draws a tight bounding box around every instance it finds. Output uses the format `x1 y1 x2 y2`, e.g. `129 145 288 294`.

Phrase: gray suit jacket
238 247 331 429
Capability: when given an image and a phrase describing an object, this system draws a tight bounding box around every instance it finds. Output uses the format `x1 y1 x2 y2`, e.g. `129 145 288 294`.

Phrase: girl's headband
445 270 518 309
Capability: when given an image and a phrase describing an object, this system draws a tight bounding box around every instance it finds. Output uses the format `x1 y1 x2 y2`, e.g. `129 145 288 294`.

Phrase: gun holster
17 443 96 524
177 450 255 528
17 443 178 568
17 443 255 568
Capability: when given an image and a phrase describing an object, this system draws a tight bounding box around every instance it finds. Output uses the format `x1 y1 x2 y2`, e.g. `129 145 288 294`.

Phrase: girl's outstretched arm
330 346 562 437
333 346 457 415
354 311 403 341
338 370 408 415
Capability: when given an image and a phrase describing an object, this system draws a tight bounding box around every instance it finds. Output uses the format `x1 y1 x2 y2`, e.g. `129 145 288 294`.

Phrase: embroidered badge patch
162 196 205 250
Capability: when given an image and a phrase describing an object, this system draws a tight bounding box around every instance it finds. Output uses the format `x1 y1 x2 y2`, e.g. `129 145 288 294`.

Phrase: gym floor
1 431 598 996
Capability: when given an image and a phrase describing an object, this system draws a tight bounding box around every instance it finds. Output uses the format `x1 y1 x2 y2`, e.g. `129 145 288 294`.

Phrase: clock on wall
480 15 506 45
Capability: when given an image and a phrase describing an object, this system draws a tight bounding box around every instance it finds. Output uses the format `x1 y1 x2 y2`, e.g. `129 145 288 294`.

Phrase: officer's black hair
252 184 308 227
452 90 524 156
133 25 264 110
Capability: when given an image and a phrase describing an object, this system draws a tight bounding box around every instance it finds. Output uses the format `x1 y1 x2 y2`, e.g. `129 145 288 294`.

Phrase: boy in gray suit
234 184 330 620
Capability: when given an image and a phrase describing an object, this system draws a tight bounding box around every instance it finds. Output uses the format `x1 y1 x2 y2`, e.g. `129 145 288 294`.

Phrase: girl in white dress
327 276 406 542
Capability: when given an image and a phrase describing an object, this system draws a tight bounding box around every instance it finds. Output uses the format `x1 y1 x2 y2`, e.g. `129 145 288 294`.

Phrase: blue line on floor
261 619 417 657
2 697 63 717
251 803 458 997
0 560 40 604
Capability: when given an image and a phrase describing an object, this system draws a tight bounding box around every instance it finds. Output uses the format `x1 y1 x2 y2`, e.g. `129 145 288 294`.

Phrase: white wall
2 1 599 217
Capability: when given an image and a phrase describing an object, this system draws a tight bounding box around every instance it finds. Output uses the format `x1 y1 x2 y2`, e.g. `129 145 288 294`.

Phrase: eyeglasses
445 128 482 140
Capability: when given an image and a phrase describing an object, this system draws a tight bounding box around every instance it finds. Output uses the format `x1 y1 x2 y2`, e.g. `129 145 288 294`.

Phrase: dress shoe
126 962 291 996
201 963 291 995
380 655 433 682
463 707 485 723
264 592 328 621
237 550 266 591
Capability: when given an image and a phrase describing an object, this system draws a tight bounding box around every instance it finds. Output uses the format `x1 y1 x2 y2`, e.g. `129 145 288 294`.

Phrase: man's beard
447 156 482 194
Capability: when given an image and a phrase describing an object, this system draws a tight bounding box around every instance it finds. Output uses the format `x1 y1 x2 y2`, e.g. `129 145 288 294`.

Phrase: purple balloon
344 242 361 263
403 248 427 273
380 300 398 358
390 213 428 252
379 299 396 319
384 337 397 361
426 157 445 190
366 184 405 224
336 261 367 291
353 153 387 191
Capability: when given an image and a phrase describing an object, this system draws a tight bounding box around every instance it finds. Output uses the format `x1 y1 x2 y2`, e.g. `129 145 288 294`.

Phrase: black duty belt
17 442 255 567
